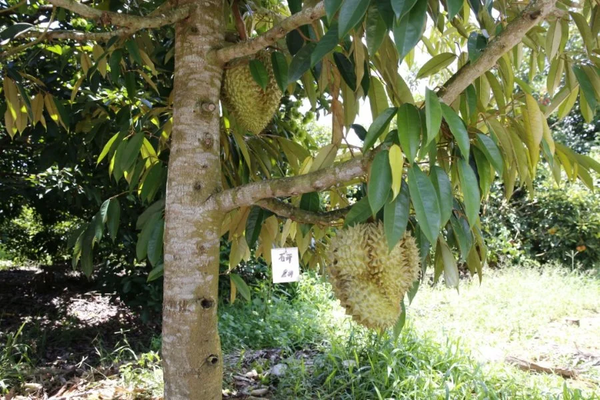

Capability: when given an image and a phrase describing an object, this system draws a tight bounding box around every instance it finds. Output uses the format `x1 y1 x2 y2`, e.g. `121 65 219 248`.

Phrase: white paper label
271 247 300 283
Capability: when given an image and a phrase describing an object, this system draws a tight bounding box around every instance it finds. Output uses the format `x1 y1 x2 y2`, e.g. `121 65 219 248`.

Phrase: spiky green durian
327 223 420 330
221 50 282 134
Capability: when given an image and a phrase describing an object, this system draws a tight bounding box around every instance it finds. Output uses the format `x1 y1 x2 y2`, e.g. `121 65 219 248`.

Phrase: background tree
2 0 600 397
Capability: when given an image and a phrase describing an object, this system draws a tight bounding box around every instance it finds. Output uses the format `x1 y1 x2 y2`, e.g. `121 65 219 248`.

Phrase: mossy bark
162 0 224 397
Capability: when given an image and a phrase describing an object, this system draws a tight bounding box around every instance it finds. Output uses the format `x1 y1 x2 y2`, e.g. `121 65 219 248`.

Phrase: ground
0 262 599 399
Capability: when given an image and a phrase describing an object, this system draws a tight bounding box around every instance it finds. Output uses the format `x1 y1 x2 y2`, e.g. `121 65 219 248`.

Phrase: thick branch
46 0 193 29
215 1 325 64
257 198 350 225
213 153 371 212
438 0 557 104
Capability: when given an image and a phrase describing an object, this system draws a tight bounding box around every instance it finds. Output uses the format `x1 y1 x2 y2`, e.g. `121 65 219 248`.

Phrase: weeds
0 323 33 394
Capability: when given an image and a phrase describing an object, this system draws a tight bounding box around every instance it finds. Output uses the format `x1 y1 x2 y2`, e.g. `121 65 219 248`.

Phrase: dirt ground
0 266 161 399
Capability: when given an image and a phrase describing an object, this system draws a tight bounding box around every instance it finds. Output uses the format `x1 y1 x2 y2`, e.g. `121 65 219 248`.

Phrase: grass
219 267 600 399
1 265 599 398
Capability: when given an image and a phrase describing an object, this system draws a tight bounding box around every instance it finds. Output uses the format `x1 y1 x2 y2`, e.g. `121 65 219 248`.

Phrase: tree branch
20 28 127 42
438 0 557 104
0 0 26 15
46 0 193 29
257 198 350 225
215 1 325 64
0 7 56 60
212 152 372 212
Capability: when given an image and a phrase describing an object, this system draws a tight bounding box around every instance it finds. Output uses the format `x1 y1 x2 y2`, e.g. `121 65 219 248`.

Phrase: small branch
19 28 127 42
0 7 56 60
231 0 248 41
505 356 577 379
437 0 557 104
0 0 26 15
212 151 373 212
215 1 325 64
257 198 350 226
45 0 193 29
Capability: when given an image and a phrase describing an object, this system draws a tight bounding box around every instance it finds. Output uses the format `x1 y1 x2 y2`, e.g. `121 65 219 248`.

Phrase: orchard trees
1 0 600 397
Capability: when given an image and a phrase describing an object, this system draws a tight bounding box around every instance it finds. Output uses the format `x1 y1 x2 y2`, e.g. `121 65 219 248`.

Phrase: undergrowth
1 266 599 398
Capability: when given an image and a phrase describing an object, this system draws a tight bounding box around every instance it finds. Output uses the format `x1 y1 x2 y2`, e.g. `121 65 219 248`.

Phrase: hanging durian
221 50 282 134
326 222 420 330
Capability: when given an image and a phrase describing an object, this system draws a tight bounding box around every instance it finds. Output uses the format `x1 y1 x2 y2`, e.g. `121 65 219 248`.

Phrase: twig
505 356 577 379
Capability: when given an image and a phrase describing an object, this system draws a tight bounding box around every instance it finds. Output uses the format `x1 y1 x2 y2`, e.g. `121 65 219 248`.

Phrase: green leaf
429 166 452 228
140 164 164 203
384 180 410 251
363 107 398 151
573 66 598 111
416 53 457 79
299 192 320 234
287 43 316 84
230 273 251 301
125 40 143 66
311 25 339 67
120 132 144 172
366 6 387 56
333 52 357 91
396 103 421 162
338 0 371 39
325 0 343 21
300 192 321 212
249 59 268 90
457 158 480 227
368 150 392 214
100 199 111 224
147 263 164 282
97 133 120 165
391 0 418 19
446 0 463 19
136 212 161 261
109 49 123 83
439 238 459 288
473 147 491 196
392 299 406 339
425 88 442 146
147 219 164 266
0 23 33 40
407 165 441 244
392 0 427 61
246 206 266 248
441 103 470 157
107 198 120 242
344 197 372 227
467 33 487 63
271 51 288 93
407 278 419 303
124 71 136 100
375 0 394 28
352 124 368 141
450 214 472 261
476 134 504 176
136 199 165 230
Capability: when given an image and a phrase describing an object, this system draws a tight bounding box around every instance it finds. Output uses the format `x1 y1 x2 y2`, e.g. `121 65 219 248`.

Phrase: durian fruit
326 223 420 330
221 50 282 134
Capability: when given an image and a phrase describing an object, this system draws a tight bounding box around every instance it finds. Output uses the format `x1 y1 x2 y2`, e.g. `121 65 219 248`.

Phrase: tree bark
162 0 224 397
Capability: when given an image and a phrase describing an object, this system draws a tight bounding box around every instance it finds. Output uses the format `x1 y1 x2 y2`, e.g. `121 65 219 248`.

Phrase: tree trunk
162 0 224 397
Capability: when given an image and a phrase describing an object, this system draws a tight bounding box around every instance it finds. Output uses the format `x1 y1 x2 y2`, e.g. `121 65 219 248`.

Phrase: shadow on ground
0 266 161 398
